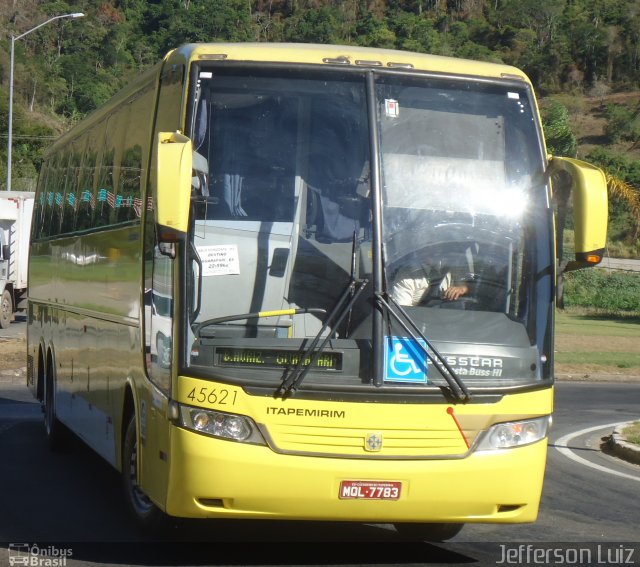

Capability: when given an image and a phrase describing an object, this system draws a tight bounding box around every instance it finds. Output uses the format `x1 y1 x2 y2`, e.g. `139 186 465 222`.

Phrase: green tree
284 5 344 43
387 11 440 53
355 10 396 48
541 101 578 157
604 103 640 144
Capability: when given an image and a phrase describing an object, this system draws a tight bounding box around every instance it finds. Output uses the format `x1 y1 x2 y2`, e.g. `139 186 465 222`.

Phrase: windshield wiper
193 308 327 338
276 276 368 398
276 230 369 399
277 231 368 398
375 292 471 403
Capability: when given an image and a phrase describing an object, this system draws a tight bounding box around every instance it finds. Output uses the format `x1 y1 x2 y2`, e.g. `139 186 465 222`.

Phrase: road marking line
553 422 640 483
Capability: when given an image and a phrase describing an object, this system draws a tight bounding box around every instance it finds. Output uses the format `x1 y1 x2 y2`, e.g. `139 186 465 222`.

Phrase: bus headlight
476 416 550 450
179 406 267 445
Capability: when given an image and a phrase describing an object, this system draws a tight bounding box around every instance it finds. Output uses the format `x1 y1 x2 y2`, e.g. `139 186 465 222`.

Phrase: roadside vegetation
624 422 640 445
555 311 640 377
563 270 640 313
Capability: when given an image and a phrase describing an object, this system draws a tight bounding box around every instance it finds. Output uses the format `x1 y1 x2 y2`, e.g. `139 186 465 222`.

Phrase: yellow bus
27 43 607 540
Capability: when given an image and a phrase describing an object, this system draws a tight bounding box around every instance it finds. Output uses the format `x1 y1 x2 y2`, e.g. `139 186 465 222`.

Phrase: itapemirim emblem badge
365 432 383 452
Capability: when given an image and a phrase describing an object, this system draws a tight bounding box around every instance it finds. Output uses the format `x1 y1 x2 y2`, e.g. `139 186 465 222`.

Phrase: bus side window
61 143 82 235
41 190 51 239
49 152 69 238
76 147 97 232
95 148 115 228
117 89 153 224
118 145 142 224
33 164 48 240
99 111 126 227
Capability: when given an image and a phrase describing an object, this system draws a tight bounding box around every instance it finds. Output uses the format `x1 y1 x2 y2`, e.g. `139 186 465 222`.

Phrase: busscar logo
8 544 73 566
442 355 504 377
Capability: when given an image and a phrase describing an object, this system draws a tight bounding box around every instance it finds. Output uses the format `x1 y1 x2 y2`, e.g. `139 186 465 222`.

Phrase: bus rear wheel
122 415 167 531
44 361 70 451
393 522 464 542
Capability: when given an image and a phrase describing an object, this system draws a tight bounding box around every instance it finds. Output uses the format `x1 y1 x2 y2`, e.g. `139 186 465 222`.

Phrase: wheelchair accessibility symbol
384 336 428 383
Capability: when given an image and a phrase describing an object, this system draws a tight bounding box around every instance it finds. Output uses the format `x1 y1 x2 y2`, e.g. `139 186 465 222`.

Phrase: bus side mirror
549 156 608 272
156 131 193 243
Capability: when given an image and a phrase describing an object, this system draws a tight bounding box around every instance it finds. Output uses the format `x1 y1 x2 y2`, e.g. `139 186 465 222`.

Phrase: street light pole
5 12 84 192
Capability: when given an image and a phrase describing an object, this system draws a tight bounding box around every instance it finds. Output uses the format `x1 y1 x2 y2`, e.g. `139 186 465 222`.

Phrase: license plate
339 480 401 500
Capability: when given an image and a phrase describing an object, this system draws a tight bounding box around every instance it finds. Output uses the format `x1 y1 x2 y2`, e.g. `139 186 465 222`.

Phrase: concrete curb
608 422 640 466
556 373 640 383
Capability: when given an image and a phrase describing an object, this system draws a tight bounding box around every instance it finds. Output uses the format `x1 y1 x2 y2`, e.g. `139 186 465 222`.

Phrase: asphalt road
0 377 639 567
0 314 26 339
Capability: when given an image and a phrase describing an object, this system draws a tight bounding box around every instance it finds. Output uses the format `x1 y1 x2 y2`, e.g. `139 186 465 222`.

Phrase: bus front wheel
393 522 464 542
122 415 166 531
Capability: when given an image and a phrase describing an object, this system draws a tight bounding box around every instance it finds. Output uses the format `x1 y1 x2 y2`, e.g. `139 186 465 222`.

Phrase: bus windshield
184 66 553 394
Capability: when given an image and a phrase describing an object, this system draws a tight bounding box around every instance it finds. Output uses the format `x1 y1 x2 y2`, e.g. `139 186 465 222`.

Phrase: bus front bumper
164 425 547 523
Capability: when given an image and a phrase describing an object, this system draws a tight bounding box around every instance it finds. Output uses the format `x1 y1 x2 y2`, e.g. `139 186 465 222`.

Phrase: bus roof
180 42 531 84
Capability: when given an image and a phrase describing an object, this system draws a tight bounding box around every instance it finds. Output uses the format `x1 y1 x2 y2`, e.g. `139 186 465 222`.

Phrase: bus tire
393 522 464 542
122 415 167 532
44 359 70 451
0 289 12 329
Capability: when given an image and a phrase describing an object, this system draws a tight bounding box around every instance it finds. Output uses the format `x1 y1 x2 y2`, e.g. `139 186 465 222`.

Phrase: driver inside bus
389 246 478 307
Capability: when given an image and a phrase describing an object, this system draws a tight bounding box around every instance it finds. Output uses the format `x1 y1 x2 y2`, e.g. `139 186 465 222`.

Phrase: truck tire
0 289 12 329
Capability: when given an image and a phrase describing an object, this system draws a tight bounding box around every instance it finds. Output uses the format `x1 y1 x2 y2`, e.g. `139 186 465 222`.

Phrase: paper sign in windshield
197 244 240 276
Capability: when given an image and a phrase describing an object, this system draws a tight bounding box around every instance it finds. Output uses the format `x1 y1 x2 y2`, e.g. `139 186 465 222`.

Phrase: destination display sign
216 348 342 371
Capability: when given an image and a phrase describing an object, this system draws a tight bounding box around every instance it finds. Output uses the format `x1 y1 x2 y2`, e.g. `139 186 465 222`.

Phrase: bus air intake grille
263 424 472 458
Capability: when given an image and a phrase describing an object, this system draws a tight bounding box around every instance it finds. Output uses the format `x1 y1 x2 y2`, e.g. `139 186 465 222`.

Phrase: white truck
0 191 34 329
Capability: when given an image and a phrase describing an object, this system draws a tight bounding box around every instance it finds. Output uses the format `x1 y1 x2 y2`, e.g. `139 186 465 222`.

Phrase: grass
555 353 640 368
555 310 640 336
554 309 640 375
623 422 640 445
